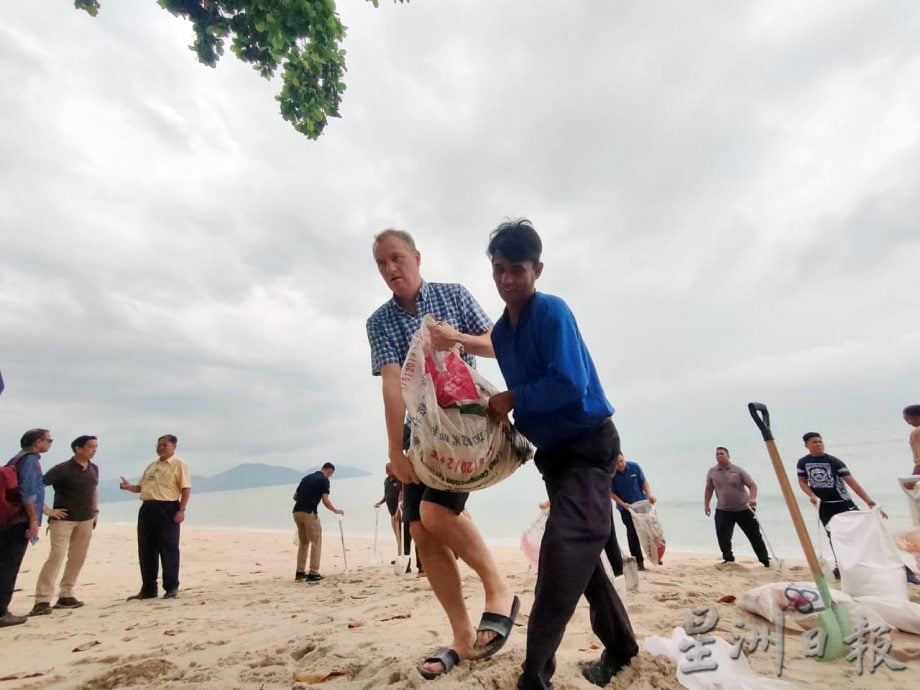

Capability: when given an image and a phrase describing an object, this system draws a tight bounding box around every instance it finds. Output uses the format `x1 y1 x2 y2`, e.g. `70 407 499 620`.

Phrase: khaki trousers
293 512 322 574
35 519 94 603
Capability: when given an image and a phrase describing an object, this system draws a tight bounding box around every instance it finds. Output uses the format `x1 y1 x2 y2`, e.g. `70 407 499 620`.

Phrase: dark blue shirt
293 471 330 514
491 292 614 449
611 461 647 513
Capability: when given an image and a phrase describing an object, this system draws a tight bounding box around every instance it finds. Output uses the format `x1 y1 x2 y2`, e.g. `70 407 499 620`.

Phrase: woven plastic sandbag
521 508 549 566
401 315 533 491
630 500 666 565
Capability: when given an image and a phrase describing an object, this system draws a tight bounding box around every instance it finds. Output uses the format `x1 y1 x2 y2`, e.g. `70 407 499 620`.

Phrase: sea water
99 433 917 563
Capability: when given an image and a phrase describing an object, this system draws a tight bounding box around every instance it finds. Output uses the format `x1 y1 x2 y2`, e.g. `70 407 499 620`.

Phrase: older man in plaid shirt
367 229 518 680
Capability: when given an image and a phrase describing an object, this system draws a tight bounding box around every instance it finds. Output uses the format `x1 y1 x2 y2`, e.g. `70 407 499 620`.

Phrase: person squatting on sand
366 228 518 679
30 435 100 616
611 454 657 570
119 434 191 600
485 219 638 689
703 446 770 567
0 429 52 627
293 462 344 582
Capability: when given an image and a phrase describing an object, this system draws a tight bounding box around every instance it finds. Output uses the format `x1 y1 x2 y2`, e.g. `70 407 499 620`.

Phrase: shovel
394 519 411 576
371 506 382 565
338 517 349 572
749 507 784 572
747 402 850 660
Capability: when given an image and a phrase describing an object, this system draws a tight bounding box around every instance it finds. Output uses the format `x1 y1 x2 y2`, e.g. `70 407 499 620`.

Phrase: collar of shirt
497 292 538 332
389 279 431 316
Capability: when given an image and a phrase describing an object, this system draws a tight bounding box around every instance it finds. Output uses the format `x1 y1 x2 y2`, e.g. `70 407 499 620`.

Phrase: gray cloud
2 1 918 478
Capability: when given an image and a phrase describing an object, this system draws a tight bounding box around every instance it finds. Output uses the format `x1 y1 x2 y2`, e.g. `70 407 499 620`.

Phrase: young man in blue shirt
610 454 657 570
486 219 637 689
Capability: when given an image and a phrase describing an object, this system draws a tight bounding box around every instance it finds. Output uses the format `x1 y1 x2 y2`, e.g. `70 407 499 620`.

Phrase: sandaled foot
472 594 520 659
417 647 461 680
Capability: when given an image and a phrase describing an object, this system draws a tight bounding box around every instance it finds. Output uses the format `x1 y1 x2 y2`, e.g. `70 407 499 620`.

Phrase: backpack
0 451 29 527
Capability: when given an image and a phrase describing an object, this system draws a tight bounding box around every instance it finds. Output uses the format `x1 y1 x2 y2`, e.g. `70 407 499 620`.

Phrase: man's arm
746 479 758 507
119 475 142 493
703 483 714 516
797 476 819 505
380 364 419 484
841 475 876 509
611 491 631 511
321 494 344 516
429 323 494 357
641 480 656 505
174 487 190 524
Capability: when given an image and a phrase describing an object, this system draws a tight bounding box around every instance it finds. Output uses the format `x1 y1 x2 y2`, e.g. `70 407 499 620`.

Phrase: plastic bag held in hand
424 351 479 408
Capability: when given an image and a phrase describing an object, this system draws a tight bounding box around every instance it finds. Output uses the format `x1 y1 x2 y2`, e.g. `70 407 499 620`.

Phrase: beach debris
72 640 101 652
80 658 177 689
0 672 45 681
654 592 680 602
578 643 602 652
292 669 348 683
717 595 736 603
163 629 178 636
380 612 411 622
347 620 365 629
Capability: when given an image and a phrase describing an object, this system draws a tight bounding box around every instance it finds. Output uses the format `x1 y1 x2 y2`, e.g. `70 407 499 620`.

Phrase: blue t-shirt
366 281 492 375
293 471 330 514
491 292 614 449
611 461 647 512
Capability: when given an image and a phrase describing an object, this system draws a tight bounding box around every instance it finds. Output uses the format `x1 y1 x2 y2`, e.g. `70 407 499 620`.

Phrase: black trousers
714 509 769 565
603 513 624 577
137 500 181 594
519 420 637 690
0 522 28 615
618 509 644 566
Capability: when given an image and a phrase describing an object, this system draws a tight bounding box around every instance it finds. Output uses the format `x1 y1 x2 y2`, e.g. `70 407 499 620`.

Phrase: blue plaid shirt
367 281 492 375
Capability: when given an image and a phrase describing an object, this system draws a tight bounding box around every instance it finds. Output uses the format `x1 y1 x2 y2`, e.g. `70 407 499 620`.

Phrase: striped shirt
366 281 492 375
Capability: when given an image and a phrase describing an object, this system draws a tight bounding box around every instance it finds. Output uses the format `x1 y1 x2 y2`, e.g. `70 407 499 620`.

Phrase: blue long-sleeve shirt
491 292 614 449
10 451 45 526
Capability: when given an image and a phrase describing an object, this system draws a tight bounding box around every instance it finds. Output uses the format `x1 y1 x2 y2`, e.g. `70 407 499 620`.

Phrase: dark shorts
818 499 858 527
401 482 469 523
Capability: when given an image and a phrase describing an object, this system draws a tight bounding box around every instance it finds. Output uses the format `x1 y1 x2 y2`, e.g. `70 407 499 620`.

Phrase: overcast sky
2 1 918 480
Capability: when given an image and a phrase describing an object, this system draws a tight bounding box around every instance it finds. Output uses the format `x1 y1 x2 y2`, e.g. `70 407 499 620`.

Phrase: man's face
805 436 824 456
491 251 542 310
75 439 98 461
156 438 176 459
615 455 626 472
36 434 54 454
905 413 920 428
373 234 421 302
715 448 730 467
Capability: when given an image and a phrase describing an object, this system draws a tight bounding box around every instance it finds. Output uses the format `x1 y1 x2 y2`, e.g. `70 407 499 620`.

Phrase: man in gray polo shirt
703 447 769 567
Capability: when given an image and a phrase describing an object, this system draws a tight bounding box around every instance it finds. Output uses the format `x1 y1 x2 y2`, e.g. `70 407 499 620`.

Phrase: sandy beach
2 524 919 689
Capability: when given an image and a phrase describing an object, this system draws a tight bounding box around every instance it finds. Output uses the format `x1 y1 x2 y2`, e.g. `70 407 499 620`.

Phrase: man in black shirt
292 462 344 582
30 435 99 615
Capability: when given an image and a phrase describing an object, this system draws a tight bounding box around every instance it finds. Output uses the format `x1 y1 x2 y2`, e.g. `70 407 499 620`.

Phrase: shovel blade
817 607 849 660
394 555 411 576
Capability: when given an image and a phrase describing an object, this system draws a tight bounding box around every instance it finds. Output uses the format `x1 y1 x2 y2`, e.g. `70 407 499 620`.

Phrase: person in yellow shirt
119 435 191 600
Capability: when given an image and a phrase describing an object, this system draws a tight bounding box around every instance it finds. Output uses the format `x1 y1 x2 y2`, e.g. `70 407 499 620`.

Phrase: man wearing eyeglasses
1 429 54 626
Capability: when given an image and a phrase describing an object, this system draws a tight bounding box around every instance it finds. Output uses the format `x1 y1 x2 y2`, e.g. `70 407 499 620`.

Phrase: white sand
2 524 919 688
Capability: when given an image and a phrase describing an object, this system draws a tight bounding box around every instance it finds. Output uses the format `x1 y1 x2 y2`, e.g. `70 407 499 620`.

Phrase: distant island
98 463 371 504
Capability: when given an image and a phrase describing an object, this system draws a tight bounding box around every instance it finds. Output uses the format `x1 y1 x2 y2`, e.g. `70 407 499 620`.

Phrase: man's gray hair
372 228 416 254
